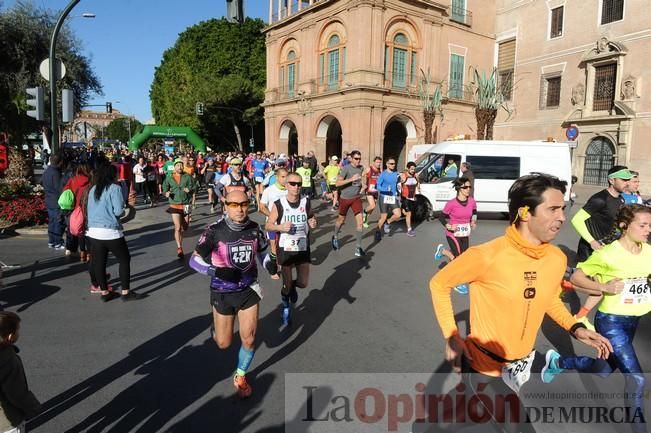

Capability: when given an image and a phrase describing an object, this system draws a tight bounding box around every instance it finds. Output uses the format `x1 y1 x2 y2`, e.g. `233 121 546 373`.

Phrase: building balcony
266 72 476 105
268 0 333 25
449 5 473 27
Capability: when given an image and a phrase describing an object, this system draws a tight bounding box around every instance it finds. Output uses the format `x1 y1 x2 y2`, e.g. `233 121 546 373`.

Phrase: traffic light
106 102 112 113
62 89 74 123
196 102 204 116
26 87 44 121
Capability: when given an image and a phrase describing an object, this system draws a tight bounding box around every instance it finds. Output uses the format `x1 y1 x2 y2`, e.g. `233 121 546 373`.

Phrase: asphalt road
1 194 649 433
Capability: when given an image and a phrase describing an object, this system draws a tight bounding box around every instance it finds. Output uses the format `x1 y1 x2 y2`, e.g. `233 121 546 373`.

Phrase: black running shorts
277 249 311 266
211 287 261 316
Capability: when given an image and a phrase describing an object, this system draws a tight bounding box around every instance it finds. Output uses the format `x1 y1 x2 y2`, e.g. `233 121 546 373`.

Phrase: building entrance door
583 137 614 186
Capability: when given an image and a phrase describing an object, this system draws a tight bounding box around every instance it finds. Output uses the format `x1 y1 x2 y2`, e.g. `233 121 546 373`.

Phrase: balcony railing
450 5 473 26
266 75 475 103
269 0 332 24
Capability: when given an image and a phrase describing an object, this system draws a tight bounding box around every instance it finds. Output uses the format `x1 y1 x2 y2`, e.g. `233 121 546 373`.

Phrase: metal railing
270 0 332 24
450 5 473 26
266 75 475 103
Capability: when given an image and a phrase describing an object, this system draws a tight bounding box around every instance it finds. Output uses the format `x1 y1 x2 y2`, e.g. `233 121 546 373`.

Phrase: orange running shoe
233 374 252 398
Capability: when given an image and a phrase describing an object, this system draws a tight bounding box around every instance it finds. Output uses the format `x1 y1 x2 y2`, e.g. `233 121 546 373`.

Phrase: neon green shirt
323 165 340 185
296 167 312 187
578 240 651 316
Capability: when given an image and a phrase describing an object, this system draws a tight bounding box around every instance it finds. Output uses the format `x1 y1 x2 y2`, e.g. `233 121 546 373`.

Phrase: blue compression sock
236 346 255 377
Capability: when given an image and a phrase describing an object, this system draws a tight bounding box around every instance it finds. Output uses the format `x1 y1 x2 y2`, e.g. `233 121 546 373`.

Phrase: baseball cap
331 155 339 161
278 153 287 160
608 166 633 180
230 157 243 165
173 159 183 166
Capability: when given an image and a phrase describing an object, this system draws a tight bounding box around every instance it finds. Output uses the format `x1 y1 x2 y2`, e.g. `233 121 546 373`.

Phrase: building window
451 0 468 24
449 54 465 99
540 75 561 108
321 34 344 90
593 63 617 111
583 137 614 185
497 39 516 101
280 49 298 98
384 32 418 89
601 0 624 24
550 6 564 38
466 156 521 180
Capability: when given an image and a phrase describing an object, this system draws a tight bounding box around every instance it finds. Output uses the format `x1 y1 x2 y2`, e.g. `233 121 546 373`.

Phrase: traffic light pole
49 0 81 155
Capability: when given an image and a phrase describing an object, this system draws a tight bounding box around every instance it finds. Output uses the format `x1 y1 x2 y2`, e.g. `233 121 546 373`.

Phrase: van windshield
415 153 442 172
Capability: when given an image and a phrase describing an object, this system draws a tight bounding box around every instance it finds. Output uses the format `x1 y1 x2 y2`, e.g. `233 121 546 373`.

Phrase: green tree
150 18 265 152
106 117 143 144
0 1 102 146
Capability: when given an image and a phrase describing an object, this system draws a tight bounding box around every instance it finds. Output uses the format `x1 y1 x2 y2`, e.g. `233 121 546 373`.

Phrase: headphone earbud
520 205 530 219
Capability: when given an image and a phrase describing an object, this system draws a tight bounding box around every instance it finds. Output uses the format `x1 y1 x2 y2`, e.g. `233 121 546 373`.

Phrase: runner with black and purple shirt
189 190 268 399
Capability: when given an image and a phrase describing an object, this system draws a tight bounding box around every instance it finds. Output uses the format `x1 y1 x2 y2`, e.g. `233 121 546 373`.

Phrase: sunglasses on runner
352 157 361 161
387 162 396 165
460 185 472 190
287 181 302 187
231 163 241 166
225 201 250 209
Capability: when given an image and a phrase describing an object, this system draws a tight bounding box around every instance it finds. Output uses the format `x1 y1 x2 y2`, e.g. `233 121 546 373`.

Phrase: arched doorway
383 115 416 169
280 120 298 156
317 115 342 159
384 121 407 169
583 137 615 186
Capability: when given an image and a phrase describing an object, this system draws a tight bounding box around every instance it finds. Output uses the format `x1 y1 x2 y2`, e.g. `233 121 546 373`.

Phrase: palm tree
418 69 443 143
470 67 511 140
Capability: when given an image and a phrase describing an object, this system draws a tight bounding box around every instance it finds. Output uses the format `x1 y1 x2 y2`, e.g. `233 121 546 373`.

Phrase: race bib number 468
621 278 651 305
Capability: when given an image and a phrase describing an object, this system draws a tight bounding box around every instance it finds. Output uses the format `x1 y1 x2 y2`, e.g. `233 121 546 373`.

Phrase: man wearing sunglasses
259 168 289 280
266 172 317 325
374 158 402 241
219 158 251 198
333 150 366 257
190 190 269 399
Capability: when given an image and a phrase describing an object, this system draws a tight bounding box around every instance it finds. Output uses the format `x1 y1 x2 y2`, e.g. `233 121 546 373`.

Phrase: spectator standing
41 154 65 250
460 162 475 197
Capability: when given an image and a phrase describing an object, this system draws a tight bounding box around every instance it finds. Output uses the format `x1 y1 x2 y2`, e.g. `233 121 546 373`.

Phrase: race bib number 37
621 278 651 305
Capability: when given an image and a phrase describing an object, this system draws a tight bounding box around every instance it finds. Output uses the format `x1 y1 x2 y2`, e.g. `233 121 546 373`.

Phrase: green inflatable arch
128 125 207 152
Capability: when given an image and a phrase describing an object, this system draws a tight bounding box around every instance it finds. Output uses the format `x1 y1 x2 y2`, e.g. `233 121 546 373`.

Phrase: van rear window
466 156 520 180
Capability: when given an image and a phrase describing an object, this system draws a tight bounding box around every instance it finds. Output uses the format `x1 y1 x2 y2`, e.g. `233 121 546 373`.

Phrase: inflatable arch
128 126 207 152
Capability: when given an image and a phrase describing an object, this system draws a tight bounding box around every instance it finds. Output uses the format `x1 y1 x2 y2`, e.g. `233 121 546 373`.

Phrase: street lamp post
49 0 84 154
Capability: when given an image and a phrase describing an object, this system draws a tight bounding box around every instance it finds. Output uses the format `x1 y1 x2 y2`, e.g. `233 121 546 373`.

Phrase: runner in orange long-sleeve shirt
429 173 612 432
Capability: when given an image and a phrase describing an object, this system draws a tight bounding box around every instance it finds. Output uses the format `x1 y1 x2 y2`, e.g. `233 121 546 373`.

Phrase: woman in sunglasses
162 159 197 258
434 176 477 294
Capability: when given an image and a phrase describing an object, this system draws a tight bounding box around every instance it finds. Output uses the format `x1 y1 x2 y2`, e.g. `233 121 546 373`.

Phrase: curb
14 227 48 235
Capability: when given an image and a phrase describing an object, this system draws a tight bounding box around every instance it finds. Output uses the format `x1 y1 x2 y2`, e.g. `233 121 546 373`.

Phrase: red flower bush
0 194 47 228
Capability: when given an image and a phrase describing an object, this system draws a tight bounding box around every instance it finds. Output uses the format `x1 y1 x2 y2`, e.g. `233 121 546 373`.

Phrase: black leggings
446 235 470 257
88 237 131 291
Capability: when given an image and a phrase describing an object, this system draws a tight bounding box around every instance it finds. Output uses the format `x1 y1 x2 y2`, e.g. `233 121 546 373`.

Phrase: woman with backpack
62 163 91 261
86 162 140 302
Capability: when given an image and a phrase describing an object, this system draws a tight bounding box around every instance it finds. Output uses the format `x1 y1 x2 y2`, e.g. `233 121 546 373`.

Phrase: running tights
446 235 469 257
281 263 310 296
558 311 645 432
89 237 131 291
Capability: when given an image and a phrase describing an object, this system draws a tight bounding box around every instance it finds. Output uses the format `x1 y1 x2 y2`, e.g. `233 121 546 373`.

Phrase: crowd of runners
20 145 649 432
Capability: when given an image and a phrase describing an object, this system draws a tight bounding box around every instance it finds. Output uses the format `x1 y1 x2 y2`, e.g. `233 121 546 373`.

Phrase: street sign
39 58 66 81
565 125 579 141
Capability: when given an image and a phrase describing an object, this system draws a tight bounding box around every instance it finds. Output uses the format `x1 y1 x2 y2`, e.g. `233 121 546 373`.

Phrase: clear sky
4 0 267 122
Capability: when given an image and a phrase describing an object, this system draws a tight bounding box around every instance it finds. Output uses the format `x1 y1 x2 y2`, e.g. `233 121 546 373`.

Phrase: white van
407 140 572 221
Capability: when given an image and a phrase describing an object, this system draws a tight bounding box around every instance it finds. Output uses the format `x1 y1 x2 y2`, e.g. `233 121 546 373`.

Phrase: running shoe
48 243 54 248
383 223 391 234
354 247 366 257
407 229 416 237
101 291 120 302
233 374 253 398
281 305 292 326
121 291 142 302
434 244 445 261
289 287 298 304
573 315 595 332
54 244 66 251
89 284 102 294
363 221 369 229
541 349 564 384
331 236 339 251
374 230 382 242
362 210 367 225
454 284 469 295
177 247 184 258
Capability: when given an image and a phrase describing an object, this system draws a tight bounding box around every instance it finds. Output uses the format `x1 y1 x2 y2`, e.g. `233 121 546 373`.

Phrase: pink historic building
262 0 496 167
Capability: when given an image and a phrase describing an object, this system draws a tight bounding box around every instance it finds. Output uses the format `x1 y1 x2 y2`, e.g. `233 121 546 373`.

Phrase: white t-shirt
260 184 287 221
133 163 146 183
